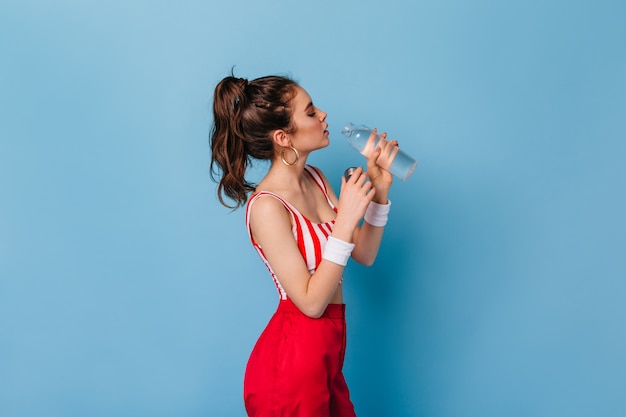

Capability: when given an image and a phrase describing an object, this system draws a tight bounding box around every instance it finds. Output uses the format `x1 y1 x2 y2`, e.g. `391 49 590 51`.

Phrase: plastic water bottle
341 122 417 181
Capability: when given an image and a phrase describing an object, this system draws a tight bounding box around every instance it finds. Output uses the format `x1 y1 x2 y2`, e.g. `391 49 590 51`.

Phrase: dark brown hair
209 72 299 208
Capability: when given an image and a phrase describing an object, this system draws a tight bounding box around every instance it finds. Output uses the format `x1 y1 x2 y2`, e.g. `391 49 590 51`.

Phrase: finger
365 128 378 149
376 136 391 156
354 171 366 185
368 146 381 166
357 170 371 187
339 175 348 197
351 166 365 183
381 140 398 158
386 140 399 154
369 128 378 141
379 141 399 160
345 167 360 184
364 128 378 152
365 185 376 201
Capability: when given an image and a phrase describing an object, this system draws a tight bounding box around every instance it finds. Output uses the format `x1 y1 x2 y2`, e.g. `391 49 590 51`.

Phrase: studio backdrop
1 1 625 416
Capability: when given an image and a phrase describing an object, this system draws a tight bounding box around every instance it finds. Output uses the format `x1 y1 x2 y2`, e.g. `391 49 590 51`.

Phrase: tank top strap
304 165 336 210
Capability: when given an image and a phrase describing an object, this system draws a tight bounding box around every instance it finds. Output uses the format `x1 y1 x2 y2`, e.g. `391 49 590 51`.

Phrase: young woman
210 74 396 417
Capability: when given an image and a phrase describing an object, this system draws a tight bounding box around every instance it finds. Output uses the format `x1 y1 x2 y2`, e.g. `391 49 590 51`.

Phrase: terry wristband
364 200 392 227
322 236 355 266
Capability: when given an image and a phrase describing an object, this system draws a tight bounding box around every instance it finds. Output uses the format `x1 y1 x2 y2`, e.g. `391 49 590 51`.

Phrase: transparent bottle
341 122 417 181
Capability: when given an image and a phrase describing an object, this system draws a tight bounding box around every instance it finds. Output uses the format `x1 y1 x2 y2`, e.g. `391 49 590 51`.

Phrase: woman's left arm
350 130 395 265
322 129 396 266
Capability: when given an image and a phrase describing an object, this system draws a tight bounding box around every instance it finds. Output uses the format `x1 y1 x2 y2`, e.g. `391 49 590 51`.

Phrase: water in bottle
341 122 417 181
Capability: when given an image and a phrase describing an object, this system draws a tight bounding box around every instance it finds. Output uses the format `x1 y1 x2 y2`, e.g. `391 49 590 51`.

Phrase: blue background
1 1 625 416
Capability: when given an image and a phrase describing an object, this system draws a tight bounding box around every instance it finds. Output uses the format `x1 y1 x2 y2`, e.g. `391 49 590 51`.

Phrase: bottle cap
344 166 358 180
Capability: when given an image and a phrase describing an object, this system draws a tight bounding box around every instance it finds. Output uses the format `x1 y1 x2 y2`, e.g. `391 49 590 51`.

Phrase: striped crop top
245 165 338 300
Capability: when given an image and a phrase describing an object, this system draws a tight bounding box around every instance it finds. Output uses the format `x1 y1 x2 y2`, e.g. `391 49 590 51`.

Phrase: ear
272 129 291 148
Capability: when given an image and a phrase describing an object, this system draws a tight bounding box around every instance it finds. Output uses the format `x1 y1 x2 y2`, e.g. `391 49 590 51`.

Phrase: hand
334 167 375 239
366 129 394 202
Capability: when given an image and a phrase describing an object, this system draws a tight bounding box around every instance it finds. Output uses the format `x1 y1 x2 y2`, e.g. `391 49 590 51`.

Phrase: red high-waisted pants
244 299 356 417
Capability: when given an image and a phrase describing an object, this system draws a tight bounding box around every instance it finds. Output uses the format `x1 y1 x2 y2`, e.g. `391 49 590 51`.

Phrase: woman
210 74 396 417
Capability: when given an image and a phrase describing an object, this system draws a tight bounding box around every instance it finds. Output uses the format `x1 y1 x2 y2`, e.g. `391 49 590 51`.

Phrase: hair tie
232 78 248 110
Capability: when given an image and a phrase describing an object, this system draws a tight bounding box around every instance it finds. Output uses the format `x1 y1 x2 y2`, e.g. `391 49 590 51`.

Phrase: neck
266 155 310 189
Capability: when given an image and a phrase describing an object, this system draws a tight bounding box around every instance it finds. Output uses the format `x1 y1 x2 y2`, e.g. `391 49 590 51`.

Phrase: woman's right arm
249 175 373 318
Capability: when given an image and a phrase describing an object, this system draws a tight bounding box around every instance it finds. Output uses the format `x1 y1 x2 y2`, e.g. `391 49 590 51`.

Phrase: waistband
277 298 346 319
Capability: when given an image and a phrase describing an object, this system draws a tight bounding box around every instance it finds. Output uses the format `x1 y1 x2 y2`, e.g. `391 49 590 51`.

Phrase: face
288 87 329 153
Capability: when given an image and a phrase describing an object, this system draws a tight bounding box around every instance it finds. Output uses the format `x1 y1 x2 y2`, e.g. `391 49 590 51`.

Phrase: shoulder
249 192 287 214
248 192 293 227
248 192 295 244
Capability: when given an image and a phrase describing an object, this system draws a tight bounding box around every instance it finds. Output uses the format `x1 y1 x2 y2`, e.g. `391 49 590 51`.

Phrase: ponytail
210 76 254 208
209 72 298 208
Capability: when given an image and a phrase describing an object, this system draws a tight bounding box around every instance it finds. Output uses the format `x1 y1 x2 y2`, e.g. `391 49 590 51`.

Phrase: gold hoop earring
281 146 300 166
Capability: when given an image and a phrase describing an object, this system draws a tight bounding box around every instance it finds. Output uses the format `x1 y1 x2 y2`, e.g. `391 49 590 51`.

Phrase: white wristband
364 200 391 227
322 236 355 266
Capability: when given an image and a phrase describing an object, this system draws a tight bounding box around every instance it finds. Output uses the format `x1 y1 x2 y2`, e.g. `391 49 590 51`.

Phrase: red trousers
244 299 356 417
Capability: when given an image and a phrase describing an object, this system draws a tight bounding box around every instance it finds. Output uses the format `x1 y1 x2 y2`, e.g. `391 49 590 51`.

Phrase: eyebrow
305 101 313 111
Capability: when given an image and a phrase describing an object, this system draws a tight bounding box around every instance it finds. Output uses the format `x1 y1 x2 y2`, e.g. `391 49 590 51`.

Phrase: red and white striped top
245 165 338 300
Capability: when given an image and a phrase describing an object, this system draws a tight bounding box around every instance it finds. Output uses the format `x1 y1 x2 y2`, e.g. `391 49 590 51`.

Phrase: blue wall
1 1 625 416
